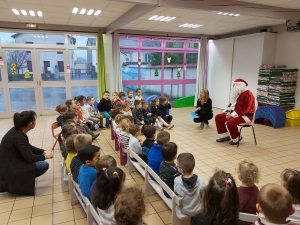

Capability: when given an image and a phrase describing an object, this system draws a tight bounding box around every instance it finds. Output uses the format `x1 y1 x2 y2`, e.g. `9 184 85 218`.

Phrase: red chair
111 125 115 140
114 131 119 151
51 121 60 150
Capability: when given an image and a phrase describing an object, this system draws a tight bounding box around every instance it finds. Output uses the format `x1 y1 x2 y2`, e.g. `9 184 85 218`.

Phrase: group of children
53 90 300 225
98 89 174 131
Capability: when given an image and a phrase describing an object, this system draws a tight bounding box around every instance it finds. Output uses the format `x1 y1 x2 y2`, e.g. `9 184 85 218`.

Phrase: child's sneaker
99 125 106 130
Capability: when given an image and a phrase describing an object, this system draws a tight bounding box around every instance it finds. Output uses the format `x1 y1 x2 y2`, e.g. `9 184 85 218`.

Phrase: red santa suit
215 78 255 144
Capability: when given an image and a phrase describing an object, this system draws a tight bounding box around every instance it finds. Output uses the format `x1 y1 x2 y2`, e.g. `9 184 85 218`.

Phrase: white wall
103 34 114 94
231 34 264 97
208 33 276 109
274 32 300 108
207 39 234 109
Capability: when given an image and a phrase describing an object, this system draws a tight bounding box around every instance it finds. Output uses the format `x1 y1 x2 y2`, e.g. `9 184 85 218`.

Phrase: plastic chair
237 103 258 148
94 101 99 113
51 121 60 150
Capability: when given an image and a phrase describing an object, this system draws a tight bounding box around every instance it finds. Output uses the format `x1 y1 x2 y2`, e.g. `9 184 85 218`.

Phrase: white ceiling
0 0 296 36
235 0 300 9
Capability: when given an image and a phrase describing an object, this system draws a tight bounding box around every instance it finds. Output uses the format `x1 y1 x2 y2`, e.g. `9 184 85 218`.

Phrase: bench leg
172 213 191 225
144 178 156 196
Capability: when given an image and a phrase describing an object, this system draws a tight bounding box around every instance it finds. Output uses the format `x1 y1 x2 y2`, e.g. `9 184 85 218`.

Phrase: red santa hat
233 78 248 86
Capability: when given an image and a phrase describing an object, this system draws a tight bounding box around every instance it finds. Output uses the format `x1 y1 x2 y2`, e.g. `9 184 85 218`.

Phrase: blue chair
94 101 99 113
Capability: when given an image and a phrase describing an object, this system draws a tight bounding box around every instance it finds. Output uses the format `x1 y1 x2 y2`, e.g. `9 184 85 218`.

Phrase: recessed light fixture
179 23 203 28
72 7 101 16
217 12 240 16
12 9 43 17
12 9 20 15
20 10 27 16
29 10 35 16
148 15 176 22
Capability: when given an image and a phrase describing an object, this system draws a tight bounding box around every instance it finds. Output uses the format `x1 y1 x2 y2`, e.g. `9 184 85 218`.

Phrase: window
120 37 200 100
188 43 199 49
0 32 65 45
142 40 162 48
120 39 138 47
68 50 97 80
68 35 96 46
120 51 138 80
166 41 184 48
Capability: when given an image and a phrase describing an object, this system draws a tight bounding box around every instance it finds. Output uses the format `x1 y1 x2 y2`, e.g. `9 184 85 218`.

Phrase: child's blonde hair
258 184 293 223
237 160 260 186
159 96 167 104
74 134 93 151
151 97 159 107
281 169 300 204
66 134 78 154
115 114 124 124
112 92 118 97
96 155 117 173
119 118 131 134
55 104 67 113
114 186 146 225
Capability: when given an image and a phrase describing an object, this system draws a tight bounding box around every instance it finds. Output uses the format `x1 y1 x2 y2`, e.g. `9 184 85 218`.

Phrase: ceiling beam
105 4 158 34
111 0 300 21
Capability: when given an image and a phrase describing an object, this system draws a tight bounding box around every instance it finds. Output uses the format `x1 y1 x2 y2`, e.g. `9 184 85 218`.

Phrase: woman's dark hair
202 170 240 225
93 167 126 210
13 111 37 129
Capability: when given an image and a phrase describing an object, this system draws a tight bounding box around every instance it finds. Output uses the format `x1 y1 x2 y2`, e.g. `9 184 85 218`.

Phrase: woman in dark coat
194 89 213 129
0 111 53 196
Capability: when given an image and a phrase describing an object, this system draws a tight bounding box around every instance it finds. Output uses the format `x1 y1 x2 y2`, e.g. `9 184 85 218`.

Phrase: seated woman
194 89 213 129
0 111 53 196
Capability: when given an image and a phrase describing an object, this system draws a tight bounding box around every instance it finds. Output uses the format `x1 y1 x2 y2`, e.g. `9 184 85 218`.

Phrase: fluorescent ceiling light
20 10 27 16
72 8 78 14
33 35 36 37
217 12 222 15
87 9 94 15
229 13 234 16
159 16 170 21
234 14 240 16
148 15 158 20
165 17 176 21
154 16 164 21
80 8 86 14
12 9 20 15
37 11 43 17
178 23 203 28
94 10 101 16
37 36 40 38
29 10 35 16
223 12 229 15
46 36 48 38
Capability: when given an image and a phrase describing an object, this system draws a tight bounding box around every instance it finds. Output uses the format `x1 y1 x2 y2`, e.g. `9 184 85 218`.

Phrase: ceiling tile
90 21 110 27
103 3 133 12
40 0 75 7
94 16 116 22
68 14 96 24
75 0 110 9
17 17 44 23
98 11 124 18
5 0 41 4
42 12 71 19
43 18 69 25
278 0 300 9
42 5 72 13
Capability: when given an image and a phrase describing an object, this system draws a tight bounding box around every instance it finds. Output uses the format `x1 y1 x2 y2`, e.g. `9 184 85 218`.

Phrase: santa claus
215 78 255 145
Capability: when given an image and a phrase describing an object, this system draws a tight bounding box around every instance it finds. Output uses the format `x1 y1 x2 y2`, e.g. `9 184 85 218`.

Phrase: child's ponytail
281 169 300 204
93 167 126 210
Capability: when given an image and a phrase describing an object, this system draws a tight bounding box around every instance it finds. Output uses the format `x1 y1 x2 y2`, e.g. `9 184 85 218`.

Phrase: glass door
2 48 39 117
35 49 68 115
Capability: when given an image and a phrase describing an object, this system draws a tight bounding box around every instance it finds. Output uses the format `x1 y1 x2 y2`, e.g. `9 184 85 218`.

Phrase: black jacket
192 213 244 225
196 98 213 117
151 106 161 117
97 98 111 112
0 127 45 195
132 108 144 122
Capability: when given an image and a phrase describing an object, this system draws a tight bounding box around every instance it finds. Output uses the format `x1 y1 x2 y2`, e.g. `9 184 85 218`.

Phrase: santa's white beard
230 84 247 104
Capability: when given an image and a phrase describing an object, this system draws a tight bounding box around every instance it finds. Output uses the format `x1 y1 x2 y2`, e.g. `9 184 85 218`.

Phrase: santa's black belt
246 113 254 116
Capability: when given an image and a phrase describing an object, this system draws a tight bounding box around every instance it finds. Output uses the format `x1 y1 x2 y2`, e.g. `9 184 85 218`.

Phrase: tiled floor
0 107 300 225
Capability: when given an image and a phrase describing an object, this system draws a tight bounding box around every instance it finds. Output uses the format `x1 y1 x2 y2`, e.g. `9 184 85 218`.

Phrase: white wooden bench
239 212 300 224
68 173 101 225
127 149 191 225
60 158 69 192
